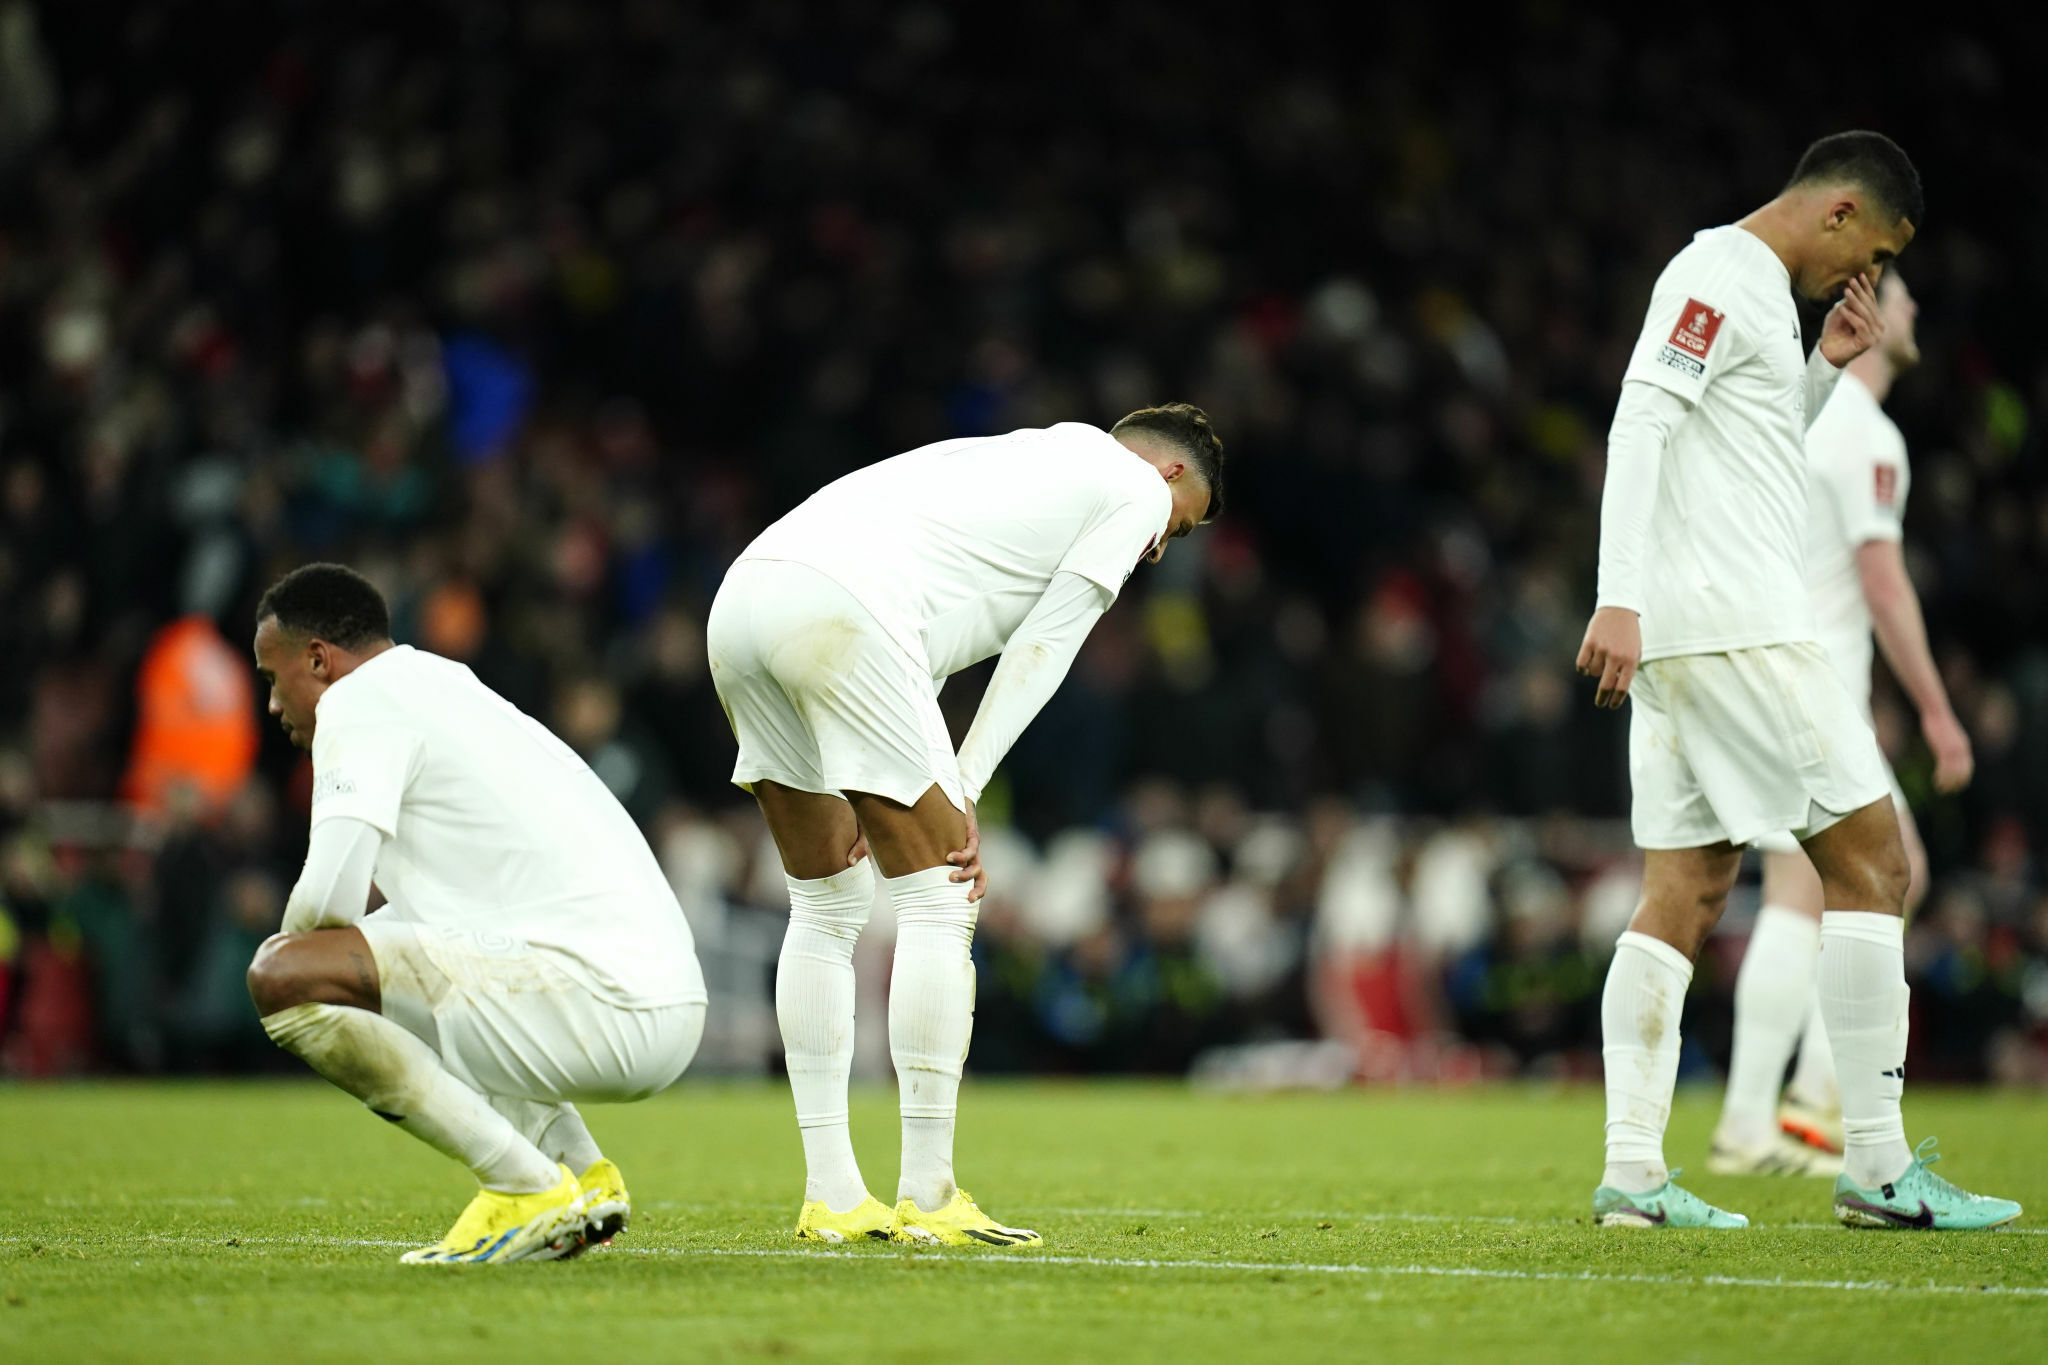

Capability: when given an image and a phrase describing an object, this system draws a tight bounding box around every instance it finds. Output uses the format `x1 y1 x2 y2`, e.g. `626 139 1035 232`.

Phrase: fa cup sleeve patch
1655 299 1726 380
1874 464 1898 507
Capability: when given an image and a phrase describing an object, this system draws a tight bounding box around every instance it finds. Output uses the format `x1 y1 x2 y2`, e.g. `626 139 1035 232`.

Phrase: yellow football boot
893 1191 1041 1247
794 1195 897 1244
400 1163 587 1265
576 1158 631 1249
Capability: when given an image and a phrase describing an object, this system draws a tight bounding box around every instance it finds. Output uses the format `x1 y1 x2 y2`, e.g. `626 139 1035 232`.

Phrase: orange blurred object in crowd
120 615 259 821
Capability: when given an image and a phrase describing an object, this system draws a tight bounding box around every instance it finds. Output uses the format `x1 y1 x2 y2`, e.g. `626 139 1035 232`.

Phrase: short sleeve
309 691 421 837
1622 275 1745 406
1054 471 1172 599
1820 427 1909 546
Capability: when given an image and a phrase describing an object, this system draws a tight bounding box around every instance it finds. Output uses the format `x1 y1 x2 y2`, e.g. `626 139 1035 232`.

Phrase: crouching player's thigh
358 917 705 1103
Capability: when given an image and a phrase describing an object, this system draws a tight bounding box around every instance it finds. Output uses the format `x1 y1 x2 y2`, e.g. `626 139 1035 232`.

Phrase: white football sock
1788 995 1839 1109
1718 905 1820 1147
262 1003 559 1193
887 864 979 1213
1818 911 1913 1186
777 860 875 1211
1600 930 1693 1193
488 1096 606 1173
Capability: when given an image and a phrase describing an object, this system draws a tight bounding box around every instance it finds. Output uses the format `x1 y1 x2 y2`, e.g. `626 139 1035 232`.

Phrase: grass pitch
4 1080 2044 1362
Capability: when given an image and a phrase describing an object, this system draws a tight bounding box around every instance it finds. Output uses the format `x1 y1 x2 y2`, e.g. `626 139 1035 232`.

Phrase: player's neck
1845 352 1895 403
1733 198 1806 284
328 638 396 685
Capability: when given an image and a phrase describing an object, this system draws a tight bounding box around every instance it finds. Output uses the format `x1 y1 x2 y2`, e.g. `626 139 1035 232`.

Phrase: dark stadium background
2 1 2045 1087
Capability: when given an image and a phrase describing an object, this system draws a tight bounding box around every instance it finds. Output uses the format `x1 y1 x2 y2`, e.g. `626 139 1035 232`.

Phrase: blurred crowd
3 2 2047 1084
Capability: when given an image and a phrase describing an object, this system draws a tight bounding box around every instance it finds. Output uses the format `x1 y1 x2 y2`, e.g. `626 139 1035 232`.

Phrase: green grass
3 1080 2043 1362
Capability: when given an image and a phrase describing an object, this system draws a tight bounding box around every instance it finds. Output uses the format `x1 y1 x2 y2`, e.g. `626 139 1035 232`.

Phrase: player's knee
246 935 313 1017
1820 845 1909 913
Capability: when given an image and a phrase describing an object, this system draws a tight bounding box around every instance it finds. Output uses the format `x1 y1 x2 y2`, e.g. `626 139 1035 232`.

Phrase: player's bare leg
247 930 583 1261
843 784 1037 1245
1797 798 2017 1226
1784 800 1929 1141
249 930 562 1193
1794 798 1914 1190
1595 843 1751 1227
844 784 971 1221
752 780 892 1239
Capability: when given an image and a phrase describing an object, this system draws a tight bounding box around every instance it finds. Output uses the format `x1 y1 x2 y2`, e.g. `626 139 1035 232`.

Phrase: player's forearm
1803 346 1845 432
283 818 385 935
954 573 1110 804
1858 541 1955 721
1594 381 1685 614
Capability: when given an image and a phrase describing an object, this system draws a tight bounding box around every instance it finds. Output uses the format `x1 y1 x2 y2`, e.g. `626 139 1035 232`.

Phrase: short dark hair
1786 131 1923 226
256 563 392 649
1110 402 1226 521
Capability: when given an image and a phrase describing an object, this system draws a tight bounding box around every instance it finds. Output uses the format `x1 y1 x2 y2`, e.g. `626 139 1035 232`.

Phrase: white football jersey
1619 226 1824 662
1803 373 1909 716
738 423 1171 678
308 646 703 1008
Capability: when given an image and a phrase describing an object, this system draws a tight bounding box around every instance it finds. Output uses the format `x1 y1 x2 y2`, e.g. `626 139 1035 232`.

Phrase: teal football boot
1833 1137 2022 1230
1593 1172 1749 1228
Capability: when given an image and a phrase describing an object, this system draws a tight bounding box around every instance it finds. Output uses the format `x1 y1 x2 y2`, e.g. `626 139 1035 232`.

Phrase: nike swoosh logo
1619 1204 1667 1226
1844 1198 1935 1229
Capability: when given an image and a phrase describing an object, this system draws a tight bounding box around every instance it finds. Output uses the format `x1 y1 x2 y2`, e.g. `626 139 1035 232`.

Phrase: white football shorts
1751 761 1909 855
1628 641 1892 850
706 557 964 811
359 916 704 1103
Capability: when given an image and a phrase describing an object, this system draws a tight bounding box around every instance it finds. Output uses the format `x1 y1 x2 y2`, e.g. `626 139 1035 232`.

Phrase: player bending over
246 564 708 1264
1709 270 1974 1178
1578 132 2017 1229
709 404 1221 1247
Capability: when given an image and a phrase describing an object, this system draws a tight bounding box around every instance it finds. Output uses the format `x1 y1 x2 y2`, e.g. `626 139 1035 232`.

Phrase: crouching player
245 564 707 1264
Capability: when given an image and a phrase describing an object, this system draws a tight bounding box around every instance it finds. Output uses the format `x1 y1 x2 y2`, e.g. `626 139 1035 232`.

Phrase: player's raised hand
1819 272 1885 367
946 798 987 902
1923 707 1975 793
1576 606 1641 709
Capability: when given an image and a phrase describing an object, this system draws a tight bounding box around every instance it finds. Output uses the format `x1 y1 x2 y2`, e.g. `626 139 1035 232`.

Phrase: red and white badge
1874 464 1898 507
1667 299 1727 360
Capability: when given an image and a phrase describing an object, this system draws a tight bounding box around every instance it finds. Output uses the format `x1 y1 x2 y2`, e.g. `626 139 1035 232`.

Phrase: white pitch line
1032 1207 1524 1226
674 1246 2048 1299
15 1232 2046 1299
1029 1207 2048 1235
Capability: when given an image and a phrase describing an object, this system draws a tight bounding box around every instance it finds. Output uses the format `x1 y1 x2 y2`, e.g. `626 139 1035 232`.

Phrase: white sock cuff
1821 910 1905 948
885 864 976 924
1755 903 1822 947
787 861 875 925
1615 930 1693 982
261 1001 340 1048
788 858 874 901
